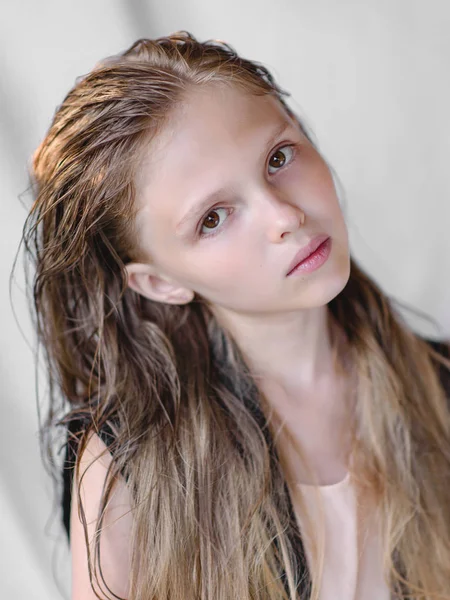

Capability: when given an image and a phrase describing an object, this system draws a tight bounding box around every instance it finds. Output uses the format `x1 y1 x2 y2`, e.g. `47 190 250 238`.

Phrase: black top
61 336 450 595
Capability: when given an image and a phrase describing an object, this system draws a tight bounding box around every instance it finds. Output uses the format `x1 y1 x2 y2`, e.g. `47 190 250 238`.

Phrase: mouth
286 234 330 276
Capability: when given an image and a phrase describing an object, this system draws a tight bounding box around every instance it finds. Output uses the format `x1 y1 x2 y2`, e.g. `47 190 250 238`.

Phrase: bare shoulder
71 431 133 599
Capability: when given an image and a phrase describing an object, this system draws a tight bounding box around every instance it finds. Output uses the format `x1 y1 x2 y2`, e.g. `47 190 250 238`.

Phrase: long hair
20 31 450 599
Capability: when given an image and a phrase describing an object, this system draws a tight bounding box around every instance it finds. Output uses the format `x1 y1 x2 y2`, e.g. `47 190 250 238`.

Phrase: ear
125 262 194 305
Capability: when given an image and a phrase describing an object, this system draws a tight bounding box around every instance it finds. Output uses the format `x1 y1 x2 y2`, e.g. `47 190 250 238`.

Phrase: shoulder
62 415 127 538
68 422 133 599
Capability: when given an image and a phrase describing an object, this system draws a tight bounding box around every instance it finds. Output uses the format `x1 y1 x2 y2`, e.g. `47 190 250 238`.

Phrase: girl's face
128 82 350 317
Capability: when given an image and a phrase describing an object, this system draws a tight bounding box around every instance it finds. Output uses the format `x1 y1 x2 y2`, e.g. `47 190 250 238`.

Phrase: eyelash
197 143 298 239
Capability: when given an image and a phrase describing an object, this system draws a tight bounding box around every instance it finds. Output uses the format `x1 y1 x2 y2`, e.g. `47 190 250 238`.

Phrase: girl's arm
70 432 132 600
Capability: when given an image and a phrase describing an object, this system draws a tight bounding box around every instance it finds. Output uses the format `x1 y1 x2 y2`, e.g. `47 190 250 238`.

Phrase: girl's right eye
199 207 230 237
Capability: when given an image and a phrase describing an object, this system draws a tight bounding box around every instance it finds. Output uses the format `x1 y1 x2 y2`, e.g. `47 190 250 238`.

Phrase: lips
286 234 330 276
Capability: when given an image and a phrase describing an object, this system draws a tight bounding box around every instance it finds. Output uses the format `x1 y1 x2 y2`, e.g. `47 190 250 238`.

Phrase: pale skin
71 81 353 598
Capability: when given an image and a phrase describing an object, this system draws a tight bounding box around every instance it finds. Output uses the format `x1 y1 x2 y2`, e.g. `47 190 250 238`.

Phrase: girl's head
32 32 349 336
23 31 450 600
125 75 350 323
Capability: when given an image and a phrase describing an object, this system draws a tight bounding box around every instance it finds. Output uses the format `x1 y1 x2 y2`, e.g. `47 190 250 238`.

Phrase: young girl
22 31 450 600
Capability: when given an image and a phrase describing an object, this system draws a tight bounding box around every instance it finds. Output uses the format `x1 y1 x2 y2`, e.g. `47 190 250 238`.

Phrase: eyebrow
175 120 292 235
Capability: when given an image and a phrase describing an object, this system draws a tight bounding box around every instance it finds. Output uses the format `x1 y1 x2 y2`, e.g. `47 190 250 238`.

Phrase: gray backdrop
1 1 449 598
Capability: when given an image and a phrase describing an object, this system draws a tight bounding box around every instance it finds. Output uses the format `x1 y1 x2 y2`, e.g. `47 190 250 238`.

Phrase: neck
213 303 356 484
215 304 347 391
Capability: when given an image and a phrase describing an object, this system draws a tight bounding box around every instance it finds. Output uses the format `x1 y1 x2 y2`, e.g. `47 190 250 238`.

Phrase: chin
323 251 351 298
292 254 351 309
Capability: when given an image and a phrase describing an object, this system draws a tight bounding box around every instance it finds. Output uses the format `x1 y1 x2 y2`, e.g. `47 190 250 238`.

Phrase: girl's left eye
267 145 295 174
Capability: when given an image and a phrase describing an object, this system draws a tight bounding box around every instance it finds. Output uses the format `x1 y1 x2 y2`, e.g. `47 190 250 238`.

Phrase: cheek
181 242 262 296
292 149 338 203
197 246 251 282
306 166 334 199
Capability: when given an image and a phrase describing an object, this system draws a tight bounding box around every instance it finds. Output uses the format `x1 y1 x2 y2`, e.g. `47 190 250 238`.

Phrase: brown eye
200 207 229 236
268 145 294 174
203 210 220 229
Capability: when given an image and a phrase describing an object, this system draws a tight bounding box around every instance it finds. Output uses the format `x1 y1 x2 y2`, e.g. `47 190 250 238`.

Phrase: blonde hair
21 31 450 599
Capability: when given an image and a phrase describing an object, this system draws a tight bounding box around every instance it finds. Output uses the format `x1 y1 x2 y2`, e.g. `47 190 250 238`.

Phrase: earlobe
125 263 194 305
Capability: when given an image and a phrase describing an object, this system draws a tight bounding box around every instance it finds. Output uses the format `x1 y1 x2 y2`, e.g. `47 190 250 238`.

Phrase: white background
1 1 449 598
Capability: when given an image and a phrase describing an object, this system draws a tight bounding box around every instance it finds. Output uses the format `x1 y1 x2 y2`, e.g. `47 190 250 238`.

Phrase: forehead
134 83 294 226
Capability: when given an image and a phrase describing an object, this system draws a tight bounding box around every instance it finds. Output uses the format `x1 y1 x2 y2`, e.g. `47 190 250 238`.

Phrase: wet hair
20 31 450 599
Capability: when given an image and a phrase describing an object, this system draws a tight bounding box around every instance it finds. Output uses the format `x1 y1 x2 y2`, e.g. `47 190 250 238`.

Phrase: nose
258 188 305 243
